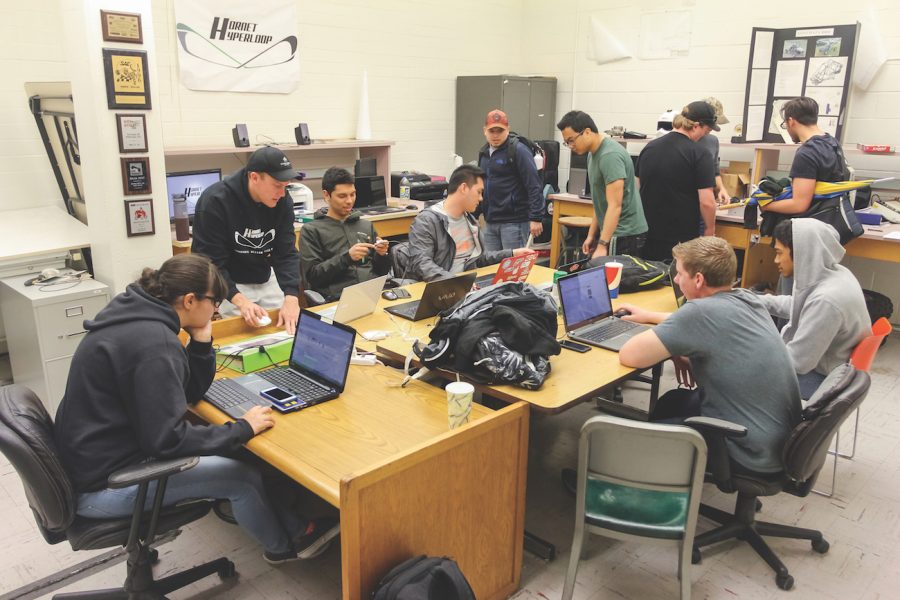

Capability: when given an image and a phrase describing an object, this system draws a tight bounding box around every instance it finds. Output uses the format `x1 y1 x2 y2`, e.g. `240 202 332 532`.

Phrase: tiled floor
1 339 898 600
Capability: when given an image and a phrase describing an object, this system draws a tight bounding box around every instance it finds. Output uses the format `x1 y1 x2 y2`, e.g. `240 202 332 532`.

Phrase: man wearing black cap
192 146 302 334
636 101 717 261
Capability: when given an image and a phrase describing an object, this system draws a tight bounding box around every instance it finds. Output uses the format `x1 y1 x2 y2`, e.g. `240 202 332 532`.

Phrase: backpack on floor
372 555 475 600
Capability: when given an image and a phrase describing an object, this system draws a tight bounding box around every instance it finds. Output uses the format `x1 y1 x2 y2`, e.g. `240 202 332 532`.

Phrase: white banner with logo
174 0 300 93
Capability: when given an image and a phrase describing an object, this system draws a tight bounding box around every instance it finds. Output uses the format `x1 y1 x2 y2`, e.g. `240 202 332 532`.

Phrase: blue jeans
483 221 530 252
76 456 304 554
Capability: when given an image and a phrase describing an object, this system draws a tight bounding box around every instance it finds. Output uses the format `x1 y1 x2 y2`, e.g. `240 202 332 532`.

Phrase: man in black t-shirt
761 97 846 217
636 101 716 261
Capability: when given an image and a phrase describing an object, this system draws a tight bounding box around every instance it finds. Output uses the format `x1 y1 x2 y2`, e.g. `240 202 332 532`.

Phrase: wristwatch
597 238 610 247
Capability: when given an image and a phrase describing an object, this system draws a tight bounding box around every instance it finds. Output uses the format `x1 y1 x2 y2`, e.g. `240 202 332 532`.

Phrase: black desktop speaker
294 123 311 145
232 123 249 147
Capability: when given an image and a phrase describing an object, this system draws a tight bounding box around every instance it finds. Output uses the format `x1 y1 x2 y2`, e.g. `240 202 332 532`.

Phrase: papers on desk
883 231 900 240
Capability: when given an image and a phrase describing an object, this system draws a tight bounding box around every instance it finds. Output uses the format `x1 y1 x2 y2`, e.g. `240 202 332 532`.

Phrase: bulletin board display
739 23 860 143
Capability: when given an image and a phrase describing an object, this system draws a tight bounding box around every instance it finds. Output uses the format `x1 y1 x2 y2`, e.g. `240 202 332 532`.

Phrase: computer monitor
166 169 222 221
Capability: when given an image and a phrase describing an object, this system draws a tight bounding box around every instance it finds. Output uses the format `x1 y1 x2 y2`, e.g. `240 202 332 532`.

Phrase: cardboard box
719 161 752 199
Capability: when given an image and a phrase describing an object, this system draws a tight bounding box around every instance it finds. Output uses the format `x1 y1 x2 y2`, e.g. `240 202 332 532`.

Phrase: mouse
613 308 632 318
362 330 389 341
256 314 272 327
405 205 418 210
381 290 398 301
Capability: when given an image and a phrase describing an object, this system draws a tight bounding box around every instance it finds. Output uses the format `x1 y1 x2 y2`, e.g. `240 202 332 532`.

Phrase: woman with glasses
54 254 339 565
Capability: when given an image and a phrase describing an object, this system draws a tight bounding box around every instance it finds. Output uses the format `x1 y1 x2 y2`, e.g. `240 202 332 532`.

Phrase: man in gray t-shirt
619 237 801 473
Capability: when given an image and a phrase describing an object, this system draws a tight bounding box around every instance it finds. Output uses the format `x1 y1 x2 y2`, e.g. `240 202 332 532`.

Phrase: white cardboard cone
356 70 372 140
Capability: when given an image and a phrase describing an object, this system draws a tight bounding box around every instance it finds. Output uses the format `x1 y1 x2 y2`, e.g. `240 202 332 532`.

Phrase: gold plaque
103 49 151 110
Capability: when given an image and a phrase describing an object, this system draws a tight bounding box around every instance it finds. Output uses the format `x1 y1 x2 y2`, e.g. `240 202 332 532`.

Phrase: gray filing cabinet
456 75 557 163
0 272 109 416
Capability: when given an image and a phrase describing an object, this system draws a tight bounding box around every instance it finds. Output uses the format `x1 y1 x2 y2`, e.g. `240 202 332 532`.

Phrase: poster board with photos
740 23 859 143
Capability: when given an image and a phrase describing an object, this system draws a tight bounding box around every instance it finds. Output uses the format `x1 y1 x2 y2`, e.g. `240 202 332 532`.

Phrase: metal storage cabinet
456 75 557 163
0 272 109 416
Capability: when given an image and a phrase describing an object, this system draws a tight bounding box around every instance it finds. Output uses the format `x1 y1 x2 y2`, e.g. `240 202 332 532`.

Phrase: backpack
372 555 475 600
585 255 670 293
478 132 546 174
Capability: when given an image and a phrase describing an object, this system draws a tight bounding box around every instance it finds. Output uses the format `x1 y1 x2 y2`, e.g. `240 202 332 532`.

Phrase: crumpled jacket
413 282 561 389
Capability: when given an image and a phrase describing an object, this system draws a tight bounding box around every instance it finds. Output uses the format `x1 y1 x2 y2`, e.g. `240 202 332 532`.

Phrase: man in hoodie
299 166 390 302
192 146 301 333
408 164 532 282
759 218 870 398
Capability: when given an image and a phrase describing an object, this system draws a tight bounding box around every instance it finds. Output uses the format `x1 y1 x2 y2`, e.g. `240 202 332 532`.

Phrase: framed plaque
121 156 152 195
125 199 155 237
100 10 143 44
103 49 151 110
115 113 148 153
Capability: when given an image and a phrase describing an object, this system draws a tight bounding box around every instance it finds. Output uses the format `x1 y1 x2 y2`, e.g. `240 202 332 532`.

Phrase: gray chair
561 415 707 600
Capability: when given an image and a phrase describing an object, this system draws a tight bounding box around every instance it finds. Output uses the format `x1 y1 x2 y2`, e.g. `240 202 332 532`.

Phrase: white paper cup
446 381 474 429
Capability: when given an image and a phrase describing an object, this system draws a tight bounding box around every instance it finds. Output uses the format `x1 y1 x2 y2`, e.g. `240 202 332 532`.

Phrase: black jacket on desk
299 208 390 302
53 285 253 493
191 168 300 301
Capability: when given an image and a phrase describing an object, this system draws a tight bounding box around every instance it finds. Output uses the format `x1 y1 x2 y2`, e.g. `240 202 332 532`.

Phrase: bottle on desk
399 176 410 200
173 193 190 241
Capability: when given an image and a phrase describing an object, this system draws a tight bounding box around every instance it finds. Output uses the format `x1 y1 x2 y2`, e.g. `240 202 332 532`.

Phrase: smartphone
260 387 305 412
559 339 591 353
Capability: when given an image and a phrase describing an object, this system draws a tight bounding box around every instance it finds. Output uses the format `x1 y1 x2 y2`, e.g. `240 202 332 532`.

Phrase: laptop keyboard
474 274 496 288
258 369 330 402
356 206 407 214
389 300 420 319
205 379 268 417
579 319 640 343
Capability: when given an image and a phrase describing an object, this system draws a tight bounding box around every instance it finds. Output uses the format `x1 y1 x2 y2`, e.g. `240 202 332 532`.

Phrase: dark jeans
610 232 647 257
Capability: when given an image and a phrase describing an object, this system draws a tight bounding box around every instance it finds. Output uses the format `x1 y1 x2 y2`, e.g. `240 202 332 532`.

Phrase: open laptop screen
558 267 612 330
670 262 686 308
289 311 355 389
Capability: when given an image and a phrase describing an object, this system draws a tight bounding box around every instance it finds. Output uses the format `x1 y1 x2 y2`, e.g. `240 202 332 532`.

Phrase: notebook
317 275 388 323
384 272 477 321
204 310 356 419
473 253 538 288
557 266 649 351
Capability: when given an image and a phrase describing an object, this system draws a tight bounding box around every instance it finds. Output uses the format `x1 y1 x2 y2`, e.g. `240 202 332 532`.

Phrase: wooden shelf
164 139 395 157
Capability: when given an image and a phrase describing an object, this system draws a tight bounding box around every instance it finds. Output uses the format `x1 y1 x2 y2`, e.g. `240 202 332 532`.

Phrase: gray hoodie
759 218 869 376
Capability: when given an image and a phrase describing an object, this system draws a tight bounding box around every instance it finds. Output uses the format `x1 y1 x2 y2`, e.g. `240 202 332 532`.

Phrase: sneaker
263 548 301 566
294 517 340 559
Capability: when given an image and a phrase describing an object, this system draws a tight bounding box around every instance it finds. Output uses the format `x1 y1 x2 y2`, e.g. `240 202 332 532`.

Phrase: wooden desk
194 318 528 600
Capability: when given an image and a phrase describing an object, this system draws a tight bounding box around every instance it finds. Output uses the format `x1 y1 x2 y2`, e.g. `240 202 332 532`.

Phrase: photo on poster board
774 60 805 97
806 87 844 117
125 198 155 237
815 37 842 57
807 56 848 87
783 39 808 58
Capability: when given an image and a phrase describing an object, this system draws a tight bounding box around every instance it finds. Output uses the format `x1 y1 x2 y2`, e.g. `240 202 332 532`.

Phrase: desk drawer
36 295 108 359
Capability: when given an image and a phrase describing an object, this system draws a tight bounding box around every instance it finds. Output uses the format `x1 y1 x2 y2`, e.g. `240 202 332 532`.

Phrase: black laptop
384 272 477 321
557 266 649 351
204 310 356 419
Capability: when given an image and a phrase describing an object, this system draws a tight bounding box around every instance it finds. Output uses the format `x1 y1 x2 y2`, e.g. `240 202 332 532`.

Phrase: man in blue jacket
477 109 545 251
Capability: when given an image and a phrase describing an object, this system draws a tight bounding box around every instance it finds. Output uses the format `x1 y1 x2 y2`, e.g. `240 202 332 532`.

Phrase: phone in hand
260 387 306 412
559 339 591 353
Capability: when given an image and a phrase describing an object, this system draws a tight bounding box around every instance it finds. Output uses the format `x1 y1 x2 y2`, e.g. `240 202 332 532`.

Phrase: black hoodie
54 284 253 493
191 168 300 301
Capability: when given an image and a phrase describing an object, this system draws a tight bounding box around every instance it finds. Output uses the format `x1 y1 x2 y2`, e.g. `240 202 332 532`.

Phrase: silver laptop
557 266 649 351
317 275 388 323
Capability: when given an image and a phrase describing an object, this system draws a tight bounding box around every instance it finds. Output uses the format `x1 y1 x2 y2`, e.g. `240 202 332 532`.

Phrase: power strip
350 354 378 366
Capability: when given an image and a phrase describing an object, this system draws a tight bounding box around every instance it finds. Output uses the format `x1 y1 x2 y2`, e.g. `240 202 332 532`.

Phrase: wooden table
192 317 528 600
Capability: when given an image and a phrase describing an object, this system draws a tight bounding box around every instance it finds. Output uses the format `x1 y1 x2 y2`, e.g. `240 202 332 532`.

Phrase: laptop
473 253 538 288
204 310 356 419
557 266 649 351
384 272 477 321
669 261 686 308
317 275 388 323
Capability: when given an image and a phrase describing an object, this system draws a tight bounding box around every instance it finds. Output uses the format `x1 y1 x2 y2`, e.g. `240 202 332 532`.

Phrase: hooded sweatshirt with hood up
54 284 253 493
759 218 870 377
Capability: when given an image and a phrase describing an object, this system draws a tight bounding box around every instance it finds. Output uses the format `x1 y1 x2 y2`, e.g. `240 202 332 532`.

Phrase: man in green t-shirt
557 110 648 257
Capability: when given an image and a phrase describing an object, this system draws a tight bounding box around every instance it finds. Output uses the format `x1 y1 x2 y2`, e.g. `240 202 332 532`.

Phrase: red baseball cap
484 109 509 130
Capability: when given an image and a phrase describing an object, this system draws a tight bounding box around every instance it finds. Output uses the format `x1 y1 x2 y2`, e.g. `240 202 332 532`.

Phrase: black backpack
585 255 670 293
372 555 475 600
478 132 546 173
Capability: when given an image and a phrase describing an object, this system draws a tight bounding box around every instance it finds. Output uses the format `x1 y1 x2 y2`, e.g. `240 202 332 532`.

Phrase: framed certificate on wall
124 199 155 236
103 49 151 110
121 156 152 196
115 113 148 153
100 10 143 44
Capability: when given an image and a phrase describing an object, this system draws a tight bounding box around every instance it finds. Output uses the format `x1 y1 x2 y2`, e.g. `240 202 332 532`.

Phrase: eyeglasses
197 295 223 308
564 131 585 147
780 118 791 130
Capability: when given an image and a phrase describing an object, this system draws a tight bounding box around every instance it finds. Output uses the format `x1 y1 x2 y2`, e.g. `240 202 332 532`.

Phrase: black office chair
0 384 235 599
685 364 871 590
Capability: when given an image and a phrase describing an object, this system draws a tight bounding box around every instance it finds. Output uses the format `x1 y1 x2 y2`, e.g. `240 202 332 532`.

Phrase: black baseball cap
246 146 301 181
685 100 720 131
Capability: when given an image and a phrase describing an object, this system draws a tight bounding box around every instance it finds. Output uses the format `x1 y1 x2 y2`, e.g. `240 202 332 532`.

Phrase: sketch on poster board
807 56 848 87
806 87 844 117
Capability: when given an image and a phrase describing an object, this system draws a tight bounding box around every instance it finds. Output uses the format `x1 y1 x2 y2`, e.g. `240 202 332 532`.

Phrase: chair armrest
684 417 747 492
107 457 199 489
303 290 326 307
684 416 748 438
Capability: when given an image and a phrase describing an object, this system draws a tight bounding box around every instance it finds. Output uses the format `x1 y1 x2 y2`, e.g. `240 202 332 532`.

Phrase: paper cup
446 381 474 429
605 261 623 299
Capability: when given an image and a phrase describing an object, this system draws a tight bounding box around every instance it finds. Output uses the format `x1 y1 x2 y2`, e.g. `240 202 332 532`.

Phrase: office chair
0 384 235 599
686 364 871 590
562 416 707 600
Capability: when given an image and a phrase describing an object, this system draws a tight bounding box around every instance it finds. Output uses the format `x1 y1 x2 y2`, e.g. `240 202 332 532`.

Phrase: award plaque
125 199 155 237
115 113 148 153
121 156 152 196
101 10 143 44
103 49 151 109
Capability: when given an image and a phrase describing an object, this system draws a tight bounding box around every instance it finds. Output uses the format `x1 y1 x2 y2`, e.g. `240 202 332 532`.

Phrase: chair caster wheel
756 499 763 512
812 538 830 554
218 560 237 579
776 573 794 590
691 548 701 564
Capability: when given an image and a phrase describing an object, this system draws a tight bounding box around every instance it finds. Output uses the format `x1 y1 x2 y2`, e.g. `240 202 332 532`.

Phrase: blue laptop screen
558 267 612 329
289 313 355 388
